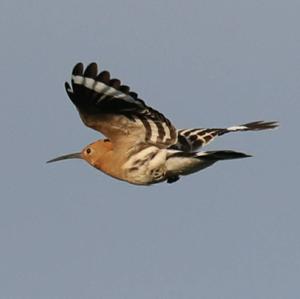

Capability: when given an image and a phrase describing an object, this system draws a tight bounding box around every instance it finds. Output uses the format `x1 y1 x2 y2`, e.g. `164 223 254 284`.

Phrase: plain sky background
0 0 299 298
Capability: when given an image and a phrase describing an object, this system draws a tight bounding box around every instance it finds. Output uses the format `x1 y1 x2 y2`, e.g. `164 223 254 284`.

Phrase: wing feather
65 62 177 149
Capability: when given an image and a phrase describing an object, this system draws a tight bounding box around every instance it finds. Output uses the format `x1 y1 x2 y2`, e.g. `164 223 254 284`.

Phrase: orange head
47 139 112 167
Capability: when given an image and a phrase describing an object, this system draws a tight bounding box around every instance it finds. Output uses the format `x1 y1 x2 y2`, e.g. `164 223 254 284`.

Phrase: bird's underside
48 62 278 185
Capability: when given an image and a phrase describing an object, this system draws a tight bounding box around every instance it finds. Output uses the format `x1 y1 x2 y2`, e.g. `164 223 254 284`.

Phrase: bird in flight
47 62 278 185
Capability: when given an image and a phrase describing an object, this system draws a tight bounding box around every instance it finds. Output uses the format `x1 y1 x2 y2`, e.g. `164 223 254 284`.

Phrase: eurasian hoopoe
47 62 278 185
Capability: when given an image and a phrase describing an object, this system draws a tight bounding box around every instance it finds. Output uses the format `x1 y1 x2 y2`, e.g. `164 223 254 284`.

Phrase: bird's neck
93 145 126 181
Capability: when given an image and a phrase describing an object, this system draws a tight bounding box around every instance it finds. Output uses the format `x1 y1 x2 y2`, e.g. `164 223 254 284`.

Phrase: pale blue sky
0 0 299 298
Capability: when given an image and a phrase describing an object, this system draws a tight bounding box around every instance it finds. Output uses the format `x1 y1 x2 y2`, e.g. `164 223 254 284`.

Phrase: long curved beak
47 152 82 163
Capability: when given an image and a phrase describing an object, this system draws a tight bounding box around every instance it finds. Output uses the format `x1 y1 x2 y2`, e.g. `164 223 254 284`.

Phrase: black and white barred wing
65 63 177 148
172 121 278 152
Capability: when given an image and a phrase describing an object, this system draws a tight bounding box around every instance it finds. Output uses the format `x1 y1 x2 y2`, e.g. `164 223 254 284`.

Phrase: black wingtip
65 81 72 91
109 79 121 89
84 63 98 78
201 150 252 160
72 62 84 75
241 153 253 158
220 150 252 159
64 81 77 103
119 85 130 94
96 70 110 84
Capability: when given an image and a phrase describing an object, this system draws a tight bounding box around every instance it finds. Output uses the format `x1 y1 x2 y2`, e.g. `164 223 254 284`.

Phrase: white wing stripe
162 122 171 142
178 129 189 135
192 129 206 136
83 77 95 89
72 75 139 105
72 75 84 84
147 119 159 143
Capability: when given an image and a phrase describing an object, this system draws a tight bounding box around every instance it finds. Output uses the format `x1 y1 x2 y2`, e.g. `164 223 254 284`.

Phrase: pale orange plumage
47 62 278 185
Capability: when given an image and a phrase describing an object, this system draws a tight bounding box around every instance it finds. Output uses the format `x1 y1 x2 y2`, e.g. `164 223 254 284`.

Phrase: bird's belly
126 169 165 185
122 147 167 185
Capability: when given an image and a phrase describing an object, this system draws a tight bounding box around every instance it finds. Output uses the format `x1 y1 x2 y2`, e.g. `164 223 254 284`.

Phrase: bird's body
48 62 278 185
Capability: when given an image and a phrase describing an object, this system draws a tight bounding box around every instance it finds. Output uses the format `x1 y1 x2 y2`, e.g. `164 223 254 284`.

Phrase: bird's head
47 139 112 167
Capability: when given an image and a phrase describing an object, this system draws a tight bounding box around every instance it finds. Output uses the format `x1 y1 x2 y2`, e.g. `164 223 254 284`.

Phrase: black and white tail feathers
171 121 278 152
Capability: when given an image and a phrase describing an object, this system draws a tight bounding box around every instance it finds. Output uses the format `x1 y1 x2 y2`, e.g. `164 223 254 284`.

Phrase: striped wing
172 121 278 152
65 63 177 149
173 128 222 152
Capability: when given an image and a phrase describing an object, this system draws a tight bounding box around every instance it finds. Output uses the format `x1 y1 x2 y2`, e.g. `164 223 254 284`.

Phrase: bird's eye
86 148 91 154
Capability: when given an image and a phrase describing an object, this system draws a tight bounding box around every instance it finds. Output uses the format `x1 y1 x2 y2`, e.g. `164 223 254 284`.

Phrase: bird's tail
225 121 278 133
172 120 278 152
